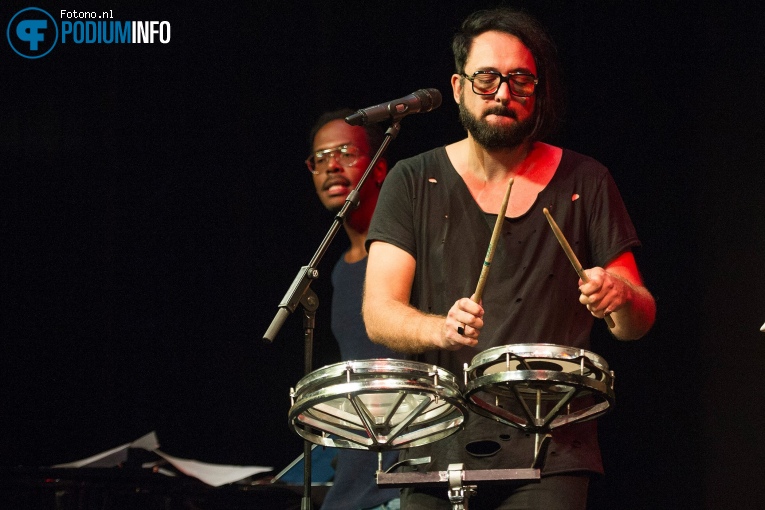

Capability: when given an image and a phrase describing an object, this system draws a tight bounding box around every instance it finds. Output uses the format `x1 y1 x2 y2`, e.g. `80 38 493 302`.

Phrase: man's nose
326 154 343 172
493 81 512 103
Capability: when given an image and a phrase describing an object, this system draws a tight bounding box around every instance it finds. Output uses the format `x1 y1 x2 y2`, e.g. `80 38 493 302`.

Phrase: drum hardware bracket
447 463 476 510
377 465 540 487
531 433 552 470
377 464 540 509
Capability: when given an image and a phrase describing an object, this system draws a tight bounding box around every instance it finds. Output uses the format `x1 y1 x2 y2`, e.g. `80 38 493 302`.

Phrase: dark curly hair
452 7 565 142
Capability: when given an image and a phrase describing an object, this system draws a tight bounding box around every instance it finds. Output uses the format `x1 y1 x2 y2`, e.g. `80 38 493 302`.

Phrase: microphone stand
263 119 402 509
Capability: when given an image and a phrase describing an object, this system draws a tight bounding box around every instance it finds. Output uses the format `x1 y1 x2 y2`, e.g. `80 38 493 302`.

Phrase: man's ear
374 159 388 185
451 74 463 104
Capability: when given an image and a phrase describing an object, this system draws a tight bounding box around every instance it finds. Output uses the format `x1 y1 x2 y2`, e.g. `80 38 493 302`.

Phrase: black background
2 1 764 508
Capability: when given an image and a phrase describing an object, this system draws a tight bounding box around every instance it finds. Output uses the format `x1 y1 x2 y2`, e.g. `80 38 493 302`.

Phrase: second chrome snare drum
464 344 615 433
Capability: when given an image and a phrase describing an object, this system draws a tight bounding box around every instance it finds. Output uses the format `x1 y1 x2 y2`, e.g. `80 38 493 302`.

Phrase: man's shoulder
559 147 608 171
387 146 453 183
394 146 448 168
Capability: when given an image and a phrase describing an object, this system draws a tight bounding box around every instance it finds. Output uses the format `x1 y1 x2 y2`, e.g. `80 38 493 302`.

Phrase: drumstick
474 178 514 302
457 178 514 336
542 207 616 329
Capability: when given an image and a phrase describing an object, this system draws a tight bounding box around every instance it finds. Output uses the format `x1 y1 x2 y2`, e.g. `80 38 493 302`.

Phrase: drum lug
344 361 354 383
429 365 439 386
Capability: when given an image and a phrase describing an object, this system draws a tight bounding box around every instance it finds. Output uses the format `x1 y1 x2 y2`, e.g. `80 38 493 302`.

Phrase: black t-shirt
366 146 640 475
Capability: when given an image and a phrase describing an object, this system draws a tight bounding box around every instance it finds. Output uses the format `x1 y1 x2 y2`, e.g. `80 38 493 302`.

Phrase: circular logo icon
7 7 58 59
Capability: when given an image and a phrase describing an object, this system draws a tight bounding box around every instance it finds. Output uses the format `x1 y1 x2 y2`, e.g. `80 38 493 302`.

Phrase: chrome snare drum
464 344 614 433
289 359 468 451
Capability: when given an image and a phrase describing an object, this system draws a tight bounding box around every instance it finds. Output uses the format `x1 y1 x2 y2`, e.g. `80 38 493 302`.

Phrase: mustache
483 106 517 119
322 176 351 190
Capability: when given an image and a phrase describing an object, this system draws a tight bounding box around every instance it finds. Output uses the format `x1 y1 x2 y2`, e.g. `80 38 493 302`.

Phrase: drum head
289 359 468 451
464 344 615 432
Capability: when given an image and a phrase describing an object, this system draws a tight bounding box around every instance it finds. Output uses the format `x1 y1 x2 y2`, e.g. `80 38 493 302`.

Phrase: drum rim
466 343 610 373
294 358 461 394
463 369 615 400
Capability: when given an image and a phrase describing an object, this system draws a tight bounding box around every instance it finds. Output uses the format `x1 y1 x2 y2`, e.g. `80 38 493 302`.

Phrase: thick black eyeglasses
305 144 363 174
461 71 539 97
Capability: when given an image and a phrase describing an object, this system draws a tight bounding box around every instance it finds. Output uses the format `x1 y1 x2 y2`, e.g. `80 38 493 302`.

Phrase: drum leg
534 389 542 455
531 433 552 470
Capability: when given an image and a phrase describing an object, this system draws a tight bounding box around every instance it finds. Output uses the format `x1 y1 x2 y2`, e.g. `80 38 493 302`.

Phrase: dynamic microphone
345 88 442 126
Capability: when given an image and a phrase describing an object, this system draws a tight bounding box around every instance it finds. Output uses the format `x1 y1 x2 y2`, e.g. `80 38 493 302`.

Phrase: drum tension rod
429 366 441 403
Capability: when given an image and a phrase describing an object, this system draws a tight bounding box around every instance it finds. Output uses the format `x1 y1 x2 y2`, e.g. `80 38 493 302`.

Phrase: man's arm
579 251 656 340
362 241 483 353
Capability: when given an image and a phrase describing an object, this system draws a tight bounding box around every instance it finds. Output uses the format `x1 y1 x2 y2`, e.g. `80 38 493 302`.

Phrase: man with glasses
362 7 655 510
306 109 402 510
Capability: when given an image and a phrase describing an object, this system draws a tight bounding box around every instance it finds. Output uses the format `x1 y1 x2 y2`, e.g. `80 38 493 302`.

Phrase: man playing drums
362 7 656 509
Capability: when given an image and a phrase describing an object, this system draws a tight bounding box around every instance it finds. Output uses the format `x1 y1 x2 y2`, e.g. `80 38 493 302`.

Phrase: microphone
345 88 442 126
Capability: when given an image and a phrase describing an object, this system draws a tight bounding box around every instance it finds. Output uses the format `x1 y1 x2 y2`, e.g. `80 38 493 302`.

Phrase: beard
458 95 535 150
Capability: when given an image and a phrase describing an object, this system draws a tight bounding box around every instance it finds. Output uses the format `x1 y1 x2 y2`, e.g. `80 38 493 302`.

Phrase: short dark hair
308 108 385 156
452 7 565 142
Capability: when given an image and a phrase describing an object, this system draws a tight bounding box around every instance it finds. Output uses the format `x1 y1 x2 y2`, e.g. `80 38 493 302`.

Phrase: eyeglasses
305 144 363 174
461 71 539 97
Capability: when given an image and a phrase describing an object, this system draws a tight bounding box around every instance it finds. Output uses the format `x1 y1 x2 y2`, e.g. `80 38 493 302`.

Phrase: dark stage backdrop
2 1 764 509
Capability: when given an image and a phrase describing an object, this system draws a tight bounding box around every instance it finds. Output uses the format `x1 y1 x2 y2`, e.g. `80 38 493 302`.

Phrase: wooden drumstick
474 178 514 302
458 178 514 336
542 207 616 329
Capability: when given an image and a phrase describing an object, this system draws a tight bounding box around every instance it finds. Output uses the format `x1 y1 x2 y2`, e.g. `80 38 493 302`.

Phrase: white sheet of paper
52 431 161 468
153 449 272 487
131 430 160 450
51 431 273 487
